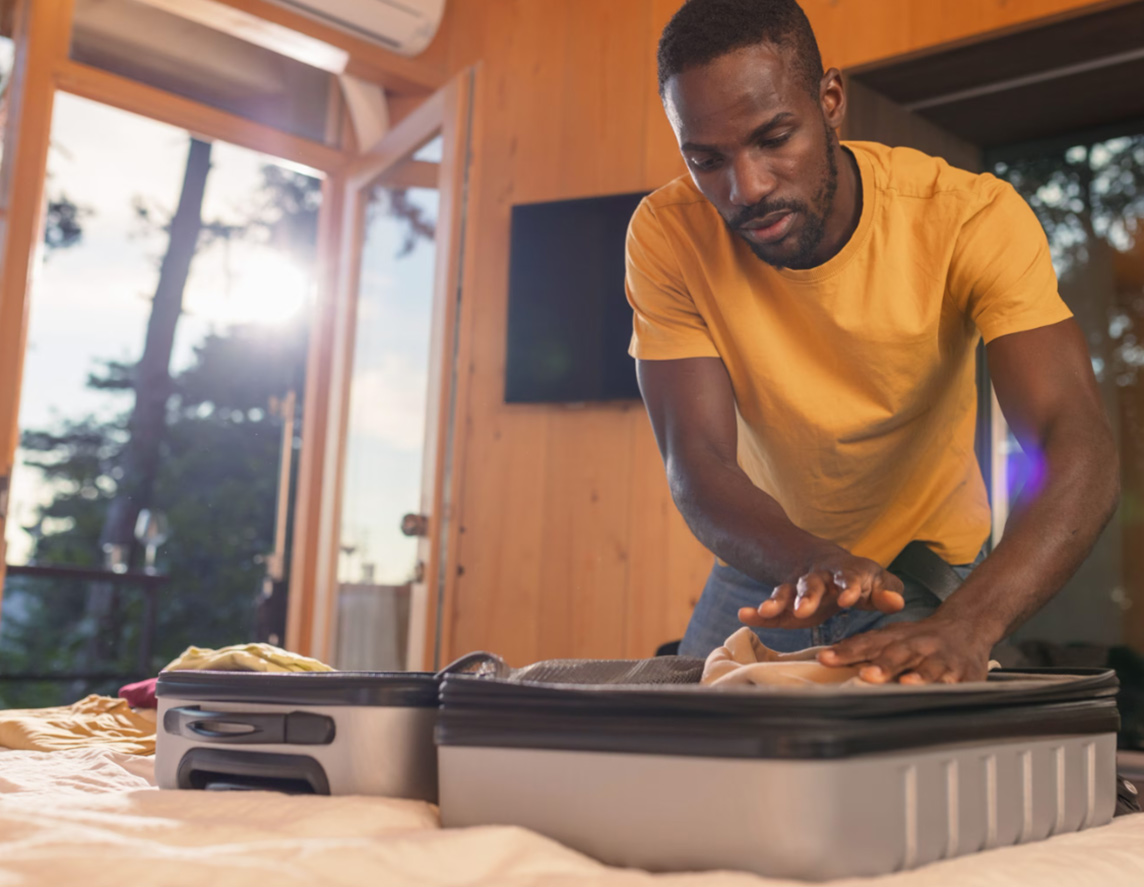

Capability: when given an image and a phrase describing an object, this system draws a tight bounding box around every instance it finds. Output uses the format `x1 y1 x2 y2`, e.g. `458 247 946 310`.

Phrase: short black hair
657 0 824 99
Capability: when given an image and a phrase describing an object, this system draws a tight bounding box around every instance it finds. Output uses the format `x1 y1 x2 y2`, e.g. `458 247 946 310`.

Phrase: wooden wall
436 0 1118 666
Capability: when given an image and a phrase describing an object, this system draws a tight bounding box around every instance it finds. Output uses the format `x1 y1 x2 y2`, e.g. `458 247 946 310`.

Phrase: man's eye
759 134 792 149
689 156 722 172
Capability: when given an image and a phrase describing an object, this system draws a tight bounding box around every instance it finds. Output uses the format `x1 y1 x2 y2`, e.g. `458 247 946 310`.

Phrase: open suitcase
155 670 439 800
437 665 1121 881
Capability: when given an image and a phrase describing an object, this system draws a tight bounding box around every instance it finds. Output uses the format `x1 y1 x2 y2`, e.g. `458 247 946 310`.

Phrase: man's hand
737 553 906 629
817 615 992 684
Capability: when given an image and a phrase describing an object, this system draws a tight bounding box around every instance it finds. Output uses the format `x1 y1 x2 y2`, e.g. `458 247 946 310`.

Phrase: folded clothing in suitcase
437 665 1121 881
155 670 439 800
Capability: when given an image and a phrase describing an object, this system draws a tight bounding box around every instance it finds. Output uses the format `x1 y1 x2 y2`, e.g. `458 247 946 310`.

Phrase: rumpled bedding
0 747 1142 887
0 643 331 755
0 695 157 755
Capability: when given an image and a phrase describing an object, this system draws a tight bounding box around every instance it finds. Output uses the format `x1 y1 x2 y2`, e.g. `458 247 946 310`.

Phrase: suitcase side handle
176 747 330 794
163 706 336 745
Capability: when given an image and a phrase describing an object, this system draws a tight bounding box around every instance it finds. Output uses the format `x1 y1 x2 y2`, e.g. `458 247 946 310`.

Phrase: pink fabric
117 678 157 709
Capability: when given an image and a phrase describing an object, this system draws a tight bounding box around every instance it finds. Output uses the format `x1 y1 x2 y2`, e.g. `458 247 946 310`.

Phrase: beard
726 128 840 271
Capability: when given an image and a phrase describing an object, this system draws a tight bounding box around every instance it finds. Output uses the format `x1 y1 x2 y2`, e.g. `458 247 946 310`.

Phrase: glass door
307 71 474 671
334 161 440 671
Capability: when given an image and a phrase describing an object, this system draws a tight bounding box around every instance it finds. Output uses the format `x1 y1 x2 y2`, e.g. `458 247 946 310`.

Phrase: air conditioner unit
267 0 447 57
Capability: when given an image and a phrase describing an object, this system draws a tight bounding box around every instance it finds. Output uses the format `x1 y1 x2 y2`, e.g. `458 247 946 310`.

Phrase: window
0 93 321 706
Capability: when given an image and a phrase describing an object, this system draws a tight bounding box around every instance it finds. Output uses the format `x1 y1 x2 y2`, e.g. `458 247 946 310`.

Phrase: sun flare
188 248 311 326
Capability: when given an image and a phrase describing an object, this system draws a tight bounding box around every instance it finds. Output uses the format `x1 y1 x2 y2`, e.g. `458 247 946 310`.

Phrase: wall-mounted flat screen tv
504 190 650 404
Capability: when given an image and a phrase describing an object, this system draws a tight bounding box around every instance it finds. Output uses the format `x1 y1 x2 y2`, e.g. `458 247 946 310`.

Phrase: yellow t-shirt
626 140 1072 567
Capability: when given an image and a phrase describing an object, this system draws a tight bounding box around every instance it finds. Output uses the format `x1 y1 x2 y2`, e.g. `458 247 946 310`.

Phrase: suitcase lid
156 670 439 707
437 667 1121 759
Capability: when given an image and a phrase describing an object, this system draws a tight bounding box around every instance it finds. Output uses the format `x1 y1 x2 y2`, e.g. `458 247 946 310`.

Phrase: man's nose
728 156 777 207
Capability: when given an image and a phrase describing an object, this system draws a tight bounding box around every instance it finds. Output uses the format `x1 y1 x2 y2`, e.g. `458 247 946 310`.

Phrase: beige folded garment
162 642 333 673
701 627 863 687
702 627 1003 688
0 694 156 755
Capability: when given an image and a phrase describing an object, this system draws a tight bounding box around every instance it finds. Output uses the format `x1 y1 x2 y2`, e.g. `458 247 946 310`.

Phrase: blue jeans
678 552 982 658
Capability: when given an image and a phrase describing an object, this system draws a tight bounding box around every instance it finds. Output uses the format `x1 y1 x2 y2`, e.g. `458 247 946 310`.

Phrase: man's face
664 43 839 270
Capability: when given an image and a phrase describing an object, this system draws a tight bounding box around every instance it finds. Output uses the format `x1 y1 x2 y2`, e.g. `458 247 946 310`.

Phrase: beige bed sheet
1 747 1142 887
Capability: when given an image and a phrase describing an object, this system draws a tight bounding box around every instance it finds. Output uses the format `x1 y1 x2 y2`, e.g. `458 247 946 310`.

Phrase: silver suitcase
155 670 438 800
437 666 1120 880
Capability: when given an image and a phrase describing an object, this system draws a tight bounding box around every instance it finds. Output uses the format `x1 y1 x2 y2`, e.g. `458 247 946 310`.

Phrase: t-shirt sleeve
950 177 1073 343
625 199 719 360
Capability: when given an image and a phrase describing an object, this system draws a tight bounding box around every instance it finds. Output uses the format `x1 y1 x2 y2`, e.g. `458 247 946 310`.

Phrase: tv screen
504 190 649 404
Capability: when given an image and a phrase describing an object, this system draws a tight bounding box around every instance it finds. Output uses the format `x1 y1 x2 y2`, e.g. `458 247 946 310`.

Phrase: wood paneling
642 0 689 189
437 0 1115 664
801 0 1134 71
444 0 571 667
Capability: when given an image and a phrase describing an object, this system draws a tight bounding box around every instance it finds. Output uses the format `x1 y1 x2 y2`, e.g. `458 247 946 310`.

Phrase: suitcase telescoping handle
163 706 336 745
436 651 510 679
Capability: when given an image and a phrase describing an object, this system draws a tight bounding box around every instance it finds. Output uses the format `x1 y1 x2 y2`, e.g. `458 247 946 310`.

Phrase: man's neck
813 144 863 266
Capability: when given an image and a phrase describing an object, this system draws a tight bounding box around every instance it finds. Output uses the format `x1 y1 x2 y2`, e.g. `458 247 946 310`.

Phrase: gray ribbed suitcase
155 670 439 800
437 667 1121 880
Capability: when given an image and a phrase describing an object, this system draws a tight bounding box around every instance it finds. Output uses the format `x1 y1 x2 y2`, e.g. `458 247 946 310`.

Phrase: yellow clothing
0 695 156 755
626 141 1071 566
162 642 333 673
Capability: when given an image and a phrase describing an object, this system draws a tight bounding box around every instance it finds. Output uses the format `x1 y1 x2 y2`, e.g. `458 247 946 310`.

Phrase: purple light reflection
1007 442 1048 502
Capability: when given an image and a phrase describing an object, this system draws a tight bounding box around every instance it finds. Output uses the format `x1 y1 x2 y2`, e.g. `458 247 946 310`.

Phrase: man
626 0 1119 683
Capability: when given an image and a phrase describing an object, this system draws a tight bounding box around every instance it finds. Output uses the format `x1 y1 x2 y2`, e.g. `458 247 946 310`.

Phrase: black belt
887 540 966 602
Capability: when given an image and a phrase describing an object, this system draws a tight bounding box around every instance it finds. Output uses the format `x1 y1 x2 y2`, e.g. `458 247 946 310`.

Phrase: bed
2 745 1143 887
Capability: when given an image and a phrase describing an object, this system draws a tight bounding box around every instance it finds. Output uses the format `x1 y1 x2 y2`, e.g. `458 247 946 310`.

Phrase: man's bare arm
944 318 1119 639
822 318 1119 682
637 356 905 621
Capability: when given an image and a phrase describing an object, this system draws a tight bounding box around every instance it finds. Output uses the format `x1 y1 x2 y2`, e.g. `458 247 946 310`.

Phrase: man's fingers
870 571 906 614
743 583 799 624
794 572 831 617
818 635 876 666
871 587 906 613
744 561 914 630
819 615 988 686
832 568 868 608
859 642 924 683
822 631 962 684
756 582 797 618
830 568 905 613
898 657 951 685
818 631 920 681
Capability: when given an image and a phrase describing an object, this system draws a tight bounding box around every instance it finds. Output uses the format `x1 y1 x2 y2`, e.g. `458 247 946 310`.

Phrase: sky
4 91 440 588
340 187 438 585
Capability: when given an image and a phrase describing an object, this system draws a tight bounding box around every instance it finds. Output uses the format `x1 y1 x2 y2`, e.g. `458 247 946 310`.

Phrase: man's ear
820 67 846 131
